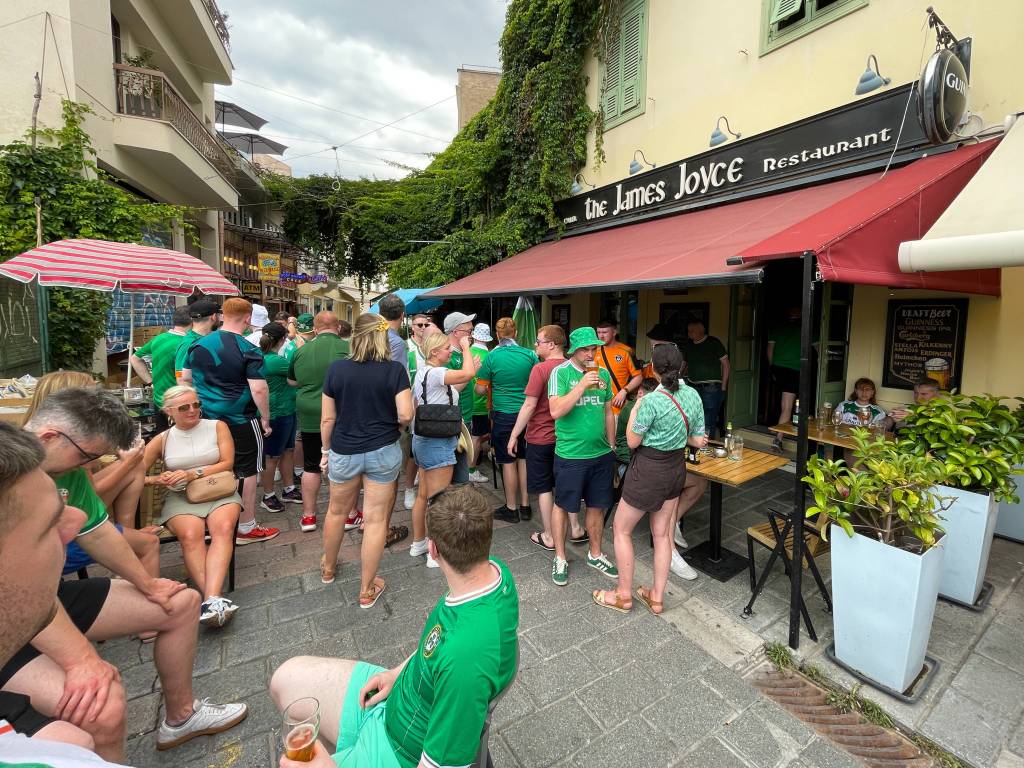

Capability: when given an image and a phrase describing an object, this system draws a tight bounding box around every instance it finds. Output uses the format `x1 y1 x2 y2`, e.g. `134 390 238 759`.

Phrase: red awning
428 140 1000 299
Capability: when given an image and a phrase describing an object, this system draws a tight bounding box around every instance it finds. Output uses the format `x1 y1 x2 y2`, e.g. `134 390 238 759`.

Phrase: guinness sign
918 48 969 144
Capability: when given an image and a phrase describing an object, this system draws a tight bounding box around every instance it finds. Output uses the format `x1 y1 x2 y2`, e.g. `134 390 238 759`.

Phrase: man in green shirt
175 297 221 385
270 485 518 768
546 327 618 586
128 305 191 431
444 312 480 486
767 306 803 451
467 323 492 484
682 318 729 439
288 311 349 532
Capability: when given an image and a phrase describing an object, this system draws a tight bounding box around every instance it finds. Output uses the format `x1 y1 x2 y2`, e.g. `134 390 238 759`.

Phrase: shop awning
898 120 1024 272
429 139 1000 299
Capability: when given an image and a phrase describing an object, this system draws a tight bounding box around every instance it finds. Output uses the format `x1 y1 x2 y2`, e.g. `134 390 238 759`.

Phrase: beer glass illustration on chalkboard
924 357 951 390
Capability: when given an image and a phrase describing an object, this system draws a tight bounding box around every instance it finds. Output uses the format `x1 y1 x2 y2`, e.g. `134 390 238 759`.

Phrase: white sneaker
404 488 417 510
426 553 440 569
199 596 238 627
409 538 429 557
674 527 688 549
670 550 699 581
156 698 247 750
468 469 488 483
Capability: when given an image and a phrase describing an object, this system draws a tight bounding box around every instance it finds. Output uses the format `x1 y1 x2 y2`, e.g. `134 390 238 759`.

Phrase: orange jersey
597 341 640 414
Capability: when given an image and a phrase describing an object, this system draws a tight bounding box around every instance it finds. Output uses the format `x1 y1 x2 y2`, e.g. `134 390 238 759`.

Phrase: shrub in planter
804 430 953 693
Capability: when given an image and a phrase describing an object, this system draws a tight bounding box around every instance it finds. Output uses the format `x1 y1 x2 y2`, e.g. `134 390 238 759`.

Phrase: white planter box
934 484 997 605
995 474 1024 544
831 525 944 693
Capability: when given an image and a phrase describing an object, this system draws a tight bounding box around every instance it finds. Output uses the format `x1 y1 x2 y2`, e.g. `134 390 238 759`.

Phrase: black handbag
414 367 462 438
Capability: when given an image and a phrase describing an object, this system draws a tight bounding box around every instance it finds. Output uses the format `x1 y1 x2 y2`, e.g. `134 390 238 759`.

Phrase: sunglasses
55 430 105 465
413 323 431 328
175 402 202 412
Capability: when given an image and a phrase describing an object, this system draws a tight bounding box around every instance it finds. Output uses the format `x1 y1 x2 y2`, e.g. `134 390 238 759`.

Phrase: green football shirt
263 351 296 419
288 333 349 432
135 330 187 406
682 335 728 383
631 383 705 450
615 397 635 463
769 321 802 371
56 468 108 537
385 558 519 768
447 349 475 425
470 346 490 415
174 328 202 379
548 359 613 459
476 342 537 414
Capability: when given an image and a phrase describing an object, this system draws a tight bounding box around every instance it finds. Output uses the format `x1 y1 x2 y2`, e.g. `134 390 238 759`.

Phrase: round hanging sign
918 48 969 143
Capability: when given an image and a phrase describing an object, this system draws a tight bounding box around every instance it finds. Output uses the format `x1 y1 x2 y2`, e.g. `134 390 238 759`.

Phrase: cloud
215 0 506 179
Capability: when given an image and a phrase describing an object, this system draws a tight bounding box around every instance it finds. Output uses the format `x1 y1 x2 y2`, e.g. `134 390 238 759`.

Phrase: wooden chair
745 504 830 592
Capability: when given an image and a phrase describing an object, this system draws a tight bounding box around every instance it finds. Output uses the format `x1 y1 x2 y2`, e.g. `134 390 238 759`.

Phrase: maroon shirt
524 357 565 445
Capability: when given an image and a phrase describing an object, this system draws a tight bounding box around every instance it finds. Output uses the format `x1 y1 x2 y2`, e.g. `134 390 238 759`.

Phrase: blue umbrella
369 287 442 315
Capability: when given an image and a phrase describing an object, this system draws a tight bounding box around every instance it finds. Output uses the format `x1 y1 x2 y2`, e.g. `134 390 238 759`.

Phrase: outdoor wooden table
769 423 894 458
682 448 790 582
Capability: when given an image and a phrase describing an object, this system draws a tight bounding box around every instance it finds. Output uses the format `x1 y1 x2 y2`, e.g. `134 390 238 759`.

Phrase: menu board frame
882 298 968 391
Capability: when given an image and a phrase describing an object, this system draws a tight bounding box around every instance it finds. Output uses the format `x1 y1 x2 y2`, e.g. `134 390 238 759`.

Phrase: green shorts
333 662 402 768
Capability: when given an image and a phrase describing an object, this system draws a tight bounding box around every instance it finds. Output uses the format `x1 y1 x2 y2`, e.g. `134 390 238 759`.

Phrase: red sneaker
234 524 280 546
300 515 317 532
344 509 364 531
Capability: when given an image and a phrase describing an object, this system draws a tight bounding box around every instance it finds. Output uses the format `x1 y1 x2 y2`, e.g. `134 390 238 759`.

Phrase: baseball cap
472 323 493 342
295 313 314 333
443 312 477 334
250 304 270 330
189 298 221 319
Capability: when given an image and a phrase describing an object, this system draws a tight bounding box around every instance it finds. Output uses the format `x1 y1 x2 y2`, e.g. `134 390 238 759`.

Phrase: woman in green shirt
259 323 300 513
594 344 707 617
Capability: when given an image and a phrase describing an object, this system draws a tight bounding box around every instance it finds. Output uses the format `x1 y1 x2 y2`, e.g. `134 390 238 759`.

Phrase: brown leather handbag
185 471 237 504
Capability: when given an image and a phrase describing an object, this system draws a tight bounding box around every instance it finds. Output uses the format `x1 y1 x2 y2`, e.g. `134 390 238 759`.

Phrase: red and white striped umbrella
0 238 239 295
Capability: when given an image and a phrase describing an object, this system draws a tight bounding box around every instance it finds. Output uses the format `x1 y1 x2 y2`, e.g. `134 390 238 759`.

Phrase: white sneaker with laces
409 538 429 557
426 553 440 569
670 549 699 581
674 527 688 549
199 596 238 627
403 488 417 510
468 469 488 483
156 698 247 750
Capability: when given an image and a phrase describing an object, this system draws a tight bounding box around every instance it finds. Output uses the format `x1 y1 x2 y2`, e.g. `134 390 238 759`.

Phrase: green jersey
385 559 519 768
615 398 635 463
470 346 490 415
476 342 537 414
263 351 296 418
174 329 202 379
448 349 475 424
288 333 349 432
135 330 187 406
769 321 802 371
548 360 613 459
682 335 728 383
631 383 705 450
56 468 108 537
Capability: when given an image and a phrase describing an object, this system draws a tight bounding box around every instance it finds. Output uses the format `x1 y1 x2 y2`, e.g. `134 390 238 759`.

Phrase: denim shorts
264 414 296 458
412 434 458 471
327 440 402 484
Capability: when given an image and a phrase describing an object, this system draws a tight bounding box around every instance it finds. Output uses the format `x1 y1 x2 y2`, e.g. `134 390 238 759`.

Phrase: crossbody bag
414 367 462 438
162 427 237 504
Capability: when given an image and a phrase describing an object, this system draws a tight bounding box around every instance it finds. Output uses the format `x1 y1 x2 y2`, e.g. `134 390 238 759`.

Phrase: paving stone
518 647 602 708
702 662 762 710
1011 716 1024 757
191 634 224 677
797 737 862 768
921 688 1011 767
215 602 270 637
491 679 536 730
676 737 751 767
488 733 521 768
734 591 790 633
98 636 146 670
125 728 211 766
748 699 815 748
227 575 303 607
121 660 158 700
524 612 594 659
503 696 601 767
719 709 784 768
223 619 313 666
951 652 1024 719
976 619 1024 674
125 691 162 739
570 714 681 768
268 630 358 672
268 583 351 623
634 630 713 685
352 613 423 657
172 658 268 703
996 749 1024 768
516 599 549 633
574 662 666 728
580 611 680 665
211 690 282 750
643 678 736 748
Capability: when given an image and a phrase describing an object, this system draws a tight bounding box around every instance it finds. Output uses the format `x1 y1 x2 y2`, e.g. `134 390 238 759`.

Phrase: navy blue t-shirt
322 358 411 454
187 330 265 425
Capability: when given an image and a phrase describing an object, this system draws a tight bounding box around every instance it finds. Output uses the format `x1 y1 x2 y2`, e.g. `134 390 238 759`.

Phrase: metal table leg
683 482 748 582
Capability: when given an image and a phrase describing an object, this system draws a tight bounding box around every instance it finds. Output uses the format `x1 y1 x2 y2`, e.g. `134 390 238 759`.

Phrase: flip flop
530 531 555 551
320 554 336 585
592 589 632 614
634 585 664 616
568 532 589 545
359 578 386 609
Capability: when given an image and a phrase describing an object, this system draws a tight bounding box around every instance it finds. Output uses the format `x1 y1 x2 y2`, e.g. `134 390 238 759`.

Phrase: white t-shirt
0 723 126 766
412 365 459 407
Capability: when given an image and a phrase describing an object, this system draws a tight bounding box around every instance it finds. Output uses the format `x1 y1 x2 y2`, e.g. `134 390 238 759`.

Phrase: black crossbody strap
422 366 454 406
600 346 623 391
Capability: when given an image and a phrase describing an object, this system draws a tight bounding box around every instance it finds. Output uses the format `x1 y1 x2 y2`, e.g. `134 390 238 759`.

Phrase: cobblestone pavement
109 473 864 768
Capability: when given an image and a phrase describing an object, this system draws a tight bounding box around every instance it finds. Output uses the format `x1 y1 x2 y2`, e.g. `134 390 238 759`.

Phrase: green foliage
899 393 1024 503
0 101 188 370
804 429 952 551
269 0 607 287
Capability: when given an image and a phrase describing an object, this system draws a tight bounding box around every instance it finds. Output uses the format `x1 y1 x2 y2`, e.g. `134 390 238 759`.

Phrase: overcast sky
215 1 506 179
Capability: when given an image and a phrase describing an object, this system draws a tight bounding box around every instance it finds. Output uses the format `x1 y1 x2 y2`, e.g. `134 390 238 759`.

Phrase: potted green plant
899 393 1024 607
995 400 1024 543
804 429 952 694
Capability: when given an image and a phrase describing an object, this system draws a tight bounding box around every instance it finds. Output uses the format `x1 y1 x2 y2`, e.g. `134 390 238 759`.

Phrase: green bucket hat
295 313 315 333
566 326 604 355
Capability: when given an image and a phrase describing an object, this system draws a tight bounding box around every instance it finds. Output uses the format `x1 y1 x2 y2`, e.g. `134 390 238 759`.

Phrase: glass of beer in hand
585 360 601 389
283 697 320 762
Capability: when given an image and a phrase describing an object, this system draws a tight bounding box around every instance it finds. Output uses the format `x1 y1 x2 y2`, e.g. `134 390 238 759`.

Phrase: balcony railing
114 63 234 184
201 0 231 50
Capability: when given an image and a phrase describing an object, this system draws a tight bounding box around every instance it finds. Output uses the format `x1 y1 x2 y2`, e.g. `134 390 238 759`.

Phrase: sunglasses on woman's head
175 402 202 412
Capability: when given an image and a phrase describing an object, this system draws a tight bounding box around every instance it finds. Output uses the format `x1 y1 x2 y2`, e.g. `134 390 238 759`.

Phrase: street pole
30 71 51 372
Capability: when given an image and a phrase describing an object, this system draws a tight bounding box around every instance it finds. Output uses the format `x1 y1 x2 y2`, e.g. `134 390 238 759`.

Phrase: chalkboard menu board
882 299 968 390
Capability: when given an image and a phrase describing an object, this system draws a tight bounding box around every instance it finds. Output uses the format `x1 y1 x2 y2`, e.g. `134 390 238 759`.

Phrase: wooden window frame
760 0 869 55
600 0 648 131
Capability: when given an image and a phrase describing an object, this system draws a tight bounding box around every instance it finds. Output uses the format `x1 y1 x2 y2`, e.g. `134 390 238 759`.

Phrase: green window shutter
602 19 622 122
619 3 645 116
770 0 804 24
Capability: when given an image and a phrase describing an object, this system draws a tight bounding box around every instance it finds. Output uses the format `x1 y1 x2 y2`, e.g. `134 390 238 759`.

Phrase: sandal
568 531 589 545
359 577 386 609
592 589 632 614
530 531 555 551
320 554 336 585
634 585 664 616
386 525 409 547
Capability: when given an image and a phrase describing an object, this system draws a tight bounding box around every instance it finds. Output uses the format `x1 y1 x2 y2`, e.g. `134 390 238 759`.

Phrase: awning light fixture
570 172 595 195
628 150 656 175
709 116 741 147
854 54 891 95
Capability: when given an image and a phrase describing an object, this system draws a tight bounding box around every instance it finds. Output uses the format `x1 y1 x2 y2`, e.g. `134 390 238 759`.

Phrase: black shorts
300 431 322 474
771 365 800 395
491 411 524 465
470 414 491 438
0 578 111 688
225 417 265 478
553 452 615 512
526 442 556 493
0 691 52 736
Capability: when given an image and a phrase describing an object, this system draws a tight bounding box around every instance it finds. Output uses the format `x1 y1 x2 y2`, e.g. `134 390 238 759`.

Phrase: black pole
788 251 817 649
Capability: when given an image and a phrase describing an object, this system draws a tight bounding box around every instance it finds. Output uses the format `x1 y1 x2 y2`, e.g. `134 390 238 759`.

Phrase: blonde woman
408 331 475 567
319 313 414 605
141 384 243 627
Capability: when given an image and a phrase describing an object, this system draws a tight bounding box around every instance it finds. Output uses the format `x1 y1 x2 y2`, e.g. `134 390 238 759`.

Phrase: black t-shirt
322 359 411 455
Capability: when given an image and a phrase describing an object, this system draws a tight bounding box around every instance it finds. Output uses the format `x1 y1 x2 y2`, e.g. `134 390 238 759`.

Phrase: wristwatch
194 467 205 478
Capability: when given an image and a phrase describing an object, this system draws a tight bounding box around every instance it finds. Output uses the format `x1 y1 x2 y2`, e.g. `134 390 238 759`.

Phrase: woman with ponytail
593 343 707 616
258 322 300 513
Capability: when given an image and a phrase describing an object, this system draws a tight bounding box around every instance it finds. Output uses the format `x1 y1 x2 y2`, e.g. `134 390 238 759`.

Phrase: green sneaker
587 553 618 578
551 556 568 586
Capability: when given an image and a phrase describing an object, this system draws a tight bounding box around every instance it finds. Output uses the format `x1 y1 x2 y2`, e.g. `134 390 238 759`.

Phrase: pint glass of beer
585 360 600 389
283 697 320 762
924 357 950 390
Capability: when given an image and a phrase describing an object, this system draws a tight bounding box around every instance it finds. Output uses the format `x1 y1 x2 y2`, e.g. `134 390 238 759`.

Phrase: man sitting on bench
271 484 518 767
